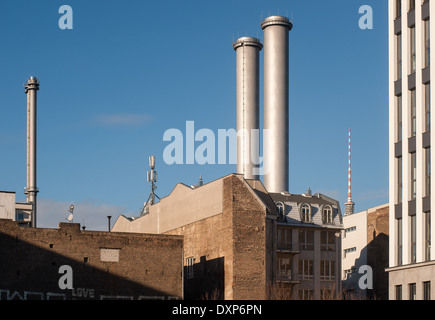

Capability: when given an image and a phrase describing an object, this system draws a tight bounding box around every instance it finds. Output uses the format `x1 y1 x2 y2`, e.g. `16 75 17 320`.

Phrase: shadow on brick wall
184 256 224 300
0 231 180 300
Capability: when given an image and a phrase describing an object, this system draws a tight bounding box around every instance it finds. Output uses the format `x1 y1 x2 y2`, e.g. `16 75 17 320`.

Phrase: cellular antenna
66 204 74 222
141 155 160 216
345 129 355 216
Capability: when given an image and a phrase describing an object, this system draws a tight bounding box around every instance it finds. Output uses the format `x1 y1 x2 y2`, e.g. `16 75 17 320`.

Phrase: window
397 96 402 142
397 218 403 265
410 27 416 73
397 35 402 79
425 211 431 261
277 257 292 281
322 205 333 224
299 289 313 300
409 0 415 11
410 90 416 137
344 268 356 279
396 0 402 19
411 153 416 200
321 231 336 251
276 202 285 218
320 260 335 281
299 230 314 250
423 281 431 300
397 157 403 203
425 84 431 132
396 285 402 300
300 203 311 222
344 247 356 257
345 226 356 233
277 228 292 250
425 19 430 68
409 283 416 300
410 215 416 263
299 259 313 280
186 257 195 279
425 147 431 197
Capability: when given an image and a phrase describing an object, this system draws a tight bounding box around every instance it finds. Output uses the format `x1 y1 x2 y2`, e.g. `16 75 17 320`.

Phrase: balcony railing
277 272 301 283
277 242 299 253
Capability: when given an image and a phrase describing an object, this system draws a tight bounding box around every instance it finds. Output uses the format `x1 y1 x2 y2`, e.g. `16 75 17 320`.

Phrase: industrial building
112 14 344 300
0 12 347 301
112 174 343 300
387 0 435 300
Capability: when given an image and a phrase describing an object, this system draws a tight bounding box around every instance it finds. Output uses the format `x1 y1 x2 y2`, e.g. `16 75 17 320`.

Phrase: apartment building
270 190 343 300
387 0 435 300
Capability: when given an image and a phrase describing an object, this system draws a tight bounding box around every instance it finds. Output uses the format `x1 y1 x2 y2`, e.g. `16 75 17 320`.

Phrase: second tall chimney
261 16 293 193
24 76 39 228
233 37 263 180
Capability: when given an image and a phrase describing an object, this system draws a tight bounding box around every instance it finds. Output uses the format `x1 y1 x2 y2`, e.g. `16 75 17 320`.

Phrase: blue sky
0 0 389 230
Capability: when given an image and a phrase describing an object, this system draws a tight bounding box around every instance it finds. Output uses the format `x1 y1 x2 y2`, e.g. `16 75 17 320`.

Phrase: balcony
276 272 301 284
277 242 300 254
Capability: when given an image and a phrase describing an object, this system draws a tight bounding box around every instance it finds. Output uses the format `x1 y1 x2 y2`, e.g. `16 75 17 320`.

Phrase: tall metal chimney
261 16 293 193
24 76 39 228
233 37 262 180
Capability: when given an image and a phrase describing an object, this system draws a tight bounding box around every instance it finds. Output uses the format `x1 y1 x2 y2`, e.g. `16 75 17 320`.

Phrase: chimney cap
261 15 293 30
233 37 263 51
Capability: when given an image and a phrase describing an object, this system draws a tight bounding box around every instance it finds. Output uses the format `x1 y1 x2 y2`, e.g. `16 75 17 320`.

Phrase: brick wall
164 175 272 300
226 174 270 300
0 219 183 300
367 206 389 300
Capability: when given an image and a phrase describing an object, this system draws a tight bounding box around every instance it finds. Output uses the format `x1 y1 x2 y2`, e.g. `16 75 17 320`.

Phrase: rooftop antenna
141 155 160 216
66 204 74 222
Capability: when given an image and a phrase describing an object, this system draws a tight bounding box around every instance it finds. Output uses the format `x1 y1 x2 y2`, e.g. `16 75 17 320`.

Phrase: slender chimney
24 76 39 227
261 16 293 193
345 128 355 216
233 37 262 180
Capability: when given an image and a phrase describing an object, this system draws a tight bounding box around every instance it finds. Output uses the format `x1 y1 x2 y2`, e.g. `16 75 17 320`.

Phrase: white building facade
0 191 32 226
388 0 435 300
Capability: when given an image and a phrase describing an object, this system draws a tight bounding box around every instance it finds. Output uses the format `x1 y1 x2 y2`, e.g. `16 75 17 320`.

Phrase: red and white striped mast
345 128 355 216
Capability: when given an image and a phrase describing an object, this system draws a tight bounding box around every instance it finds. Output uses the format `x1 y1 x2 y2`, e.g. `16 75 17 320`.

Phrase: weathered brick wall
367 206 389 300
164 175 270 300
0 219 183 300
164 212 233 300
227 175 269 300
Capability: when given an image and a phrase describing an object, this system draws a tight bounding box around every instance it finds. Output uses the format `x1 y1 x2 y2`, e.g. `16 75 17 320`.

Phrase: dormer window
322 205 334 224
276 202 285 218
300 203 312 222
